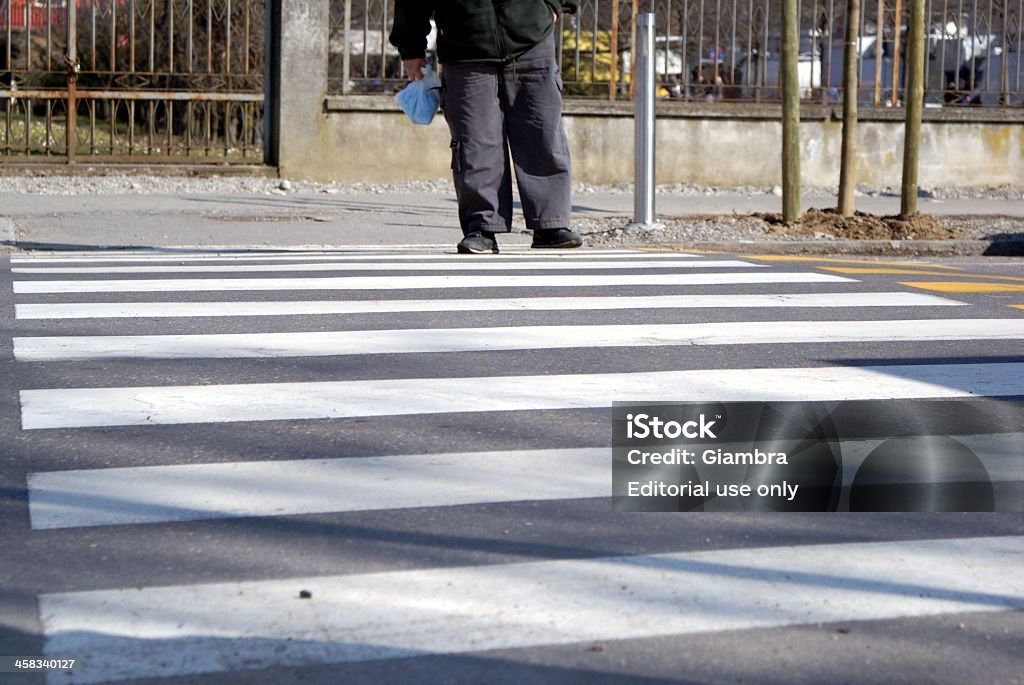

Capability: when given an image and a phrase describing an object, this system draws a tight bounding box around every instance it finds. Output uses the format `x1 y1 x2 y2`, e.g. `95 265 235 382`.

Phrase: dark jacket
390 0 578 65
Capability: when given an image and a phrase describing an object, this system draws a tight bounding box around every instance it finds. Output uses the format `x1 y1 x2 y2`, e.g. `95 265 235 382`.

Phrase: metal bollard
625 13 663 232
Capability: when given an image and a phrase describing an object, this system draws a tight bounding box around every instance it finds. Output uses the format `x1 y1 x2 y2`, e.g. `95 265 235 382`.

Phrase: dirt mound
756 208 959 240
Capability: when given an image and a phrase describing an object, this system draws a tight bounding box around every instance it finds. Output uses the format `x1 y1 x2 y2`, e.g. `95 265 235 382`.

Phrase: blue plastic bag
395 66 442 125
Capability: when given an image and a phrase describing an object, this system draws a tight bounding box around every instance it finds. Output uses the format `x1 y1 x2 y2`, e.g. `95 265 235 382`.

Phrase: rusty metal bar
610 0 620 99
188 0 194 73
0 89 264 101
206 0 212 72
5 0 12 69
148 0 155 72
88 98 95 155
873 0 883 104
226 0 233 72
23 0 29 69
3 99 11 156
112 0 118 72
341 0 351 93
147 100 154 153
170 0 176 73
47 0 53 69
23 92 30 154
90 0 96 71
243 0 250 73
129 0 136 70
66 0 78 163
891 0 901 105
379 0 386 80
185 100 192 153
45 99 53 155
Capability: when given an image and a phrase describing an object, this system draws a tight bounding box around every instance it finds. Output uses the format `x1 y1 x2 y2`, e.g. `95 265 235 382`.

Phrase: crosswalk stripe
28 435 1024 530
10 250 701 264
14 318 1024 362
13 272 855 294
40 536 1024 684
12 292 965 320
20 362 1024 429
11 259 759 274
28 447 608 530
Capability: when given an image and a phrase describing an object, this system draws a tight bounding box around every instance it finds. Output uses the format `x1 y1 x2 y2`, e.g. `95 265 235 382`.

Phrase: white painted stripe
28 448 607 530
40 536 1024 684
29 435 1024 530
11 250 698 264
20 362 1024 429
13 292 965 320
13 272 853 294
15 318 1023 362
12 259 755 274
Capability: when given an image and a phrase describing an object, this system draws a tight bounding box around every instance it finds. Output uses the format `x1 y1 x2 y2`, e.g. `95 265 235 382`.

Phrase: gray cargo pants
441 33 572 236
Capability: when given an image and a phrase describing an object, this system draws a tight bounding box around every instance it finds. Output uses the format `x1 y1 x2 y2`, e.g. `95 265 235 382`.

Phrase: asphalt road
1 247 1022 685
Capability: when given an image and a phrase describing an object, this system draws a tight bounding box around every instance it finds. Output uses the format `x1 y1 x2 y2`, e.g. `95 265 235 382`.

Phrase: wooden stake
900 0 925 217
838 0 861 216
781 0 801 222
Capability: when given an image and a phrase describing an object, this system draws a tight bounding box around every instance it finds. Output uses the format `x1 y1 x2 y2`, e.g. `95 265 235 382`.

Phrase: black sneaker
531 227 583 249
457 231 499 254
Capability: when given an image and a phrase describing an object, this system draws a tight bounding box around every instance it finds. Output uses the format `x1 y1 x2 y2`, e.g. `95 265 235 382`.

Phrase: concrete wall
307 98 1024 188
267 0 1023 188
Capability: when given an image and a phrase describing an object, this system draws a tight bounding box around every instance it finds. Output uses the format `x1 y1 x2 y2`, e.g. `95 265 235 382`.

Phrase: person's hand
552 9 559 22
403 58 427 81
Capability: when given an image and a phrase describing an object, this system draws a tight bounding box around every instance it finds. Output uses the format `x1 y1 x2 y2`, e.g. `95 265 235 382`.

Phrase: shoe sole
457 245 499 254
531 240 583 249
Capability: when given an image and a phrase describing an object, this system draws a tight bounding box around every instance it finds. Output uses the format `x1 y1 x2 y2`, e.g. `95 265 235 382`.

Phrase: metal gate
1 0 264 163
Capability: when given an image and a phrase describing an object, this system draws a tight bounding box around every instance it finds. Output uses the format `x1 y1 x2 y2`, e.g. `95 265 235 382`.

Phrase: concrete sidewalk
1 185 1023 252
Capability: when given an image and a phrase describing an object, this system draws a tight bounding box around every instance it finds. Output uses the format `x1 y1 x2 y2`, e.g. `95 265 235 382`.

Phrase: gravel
577 216 777 247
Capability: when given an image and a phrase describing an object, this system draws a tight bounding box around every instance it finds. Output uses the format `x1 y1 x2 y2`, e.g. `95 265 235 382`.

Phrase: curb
1 234 1022 258
0 217 14 249
636 239 1024 257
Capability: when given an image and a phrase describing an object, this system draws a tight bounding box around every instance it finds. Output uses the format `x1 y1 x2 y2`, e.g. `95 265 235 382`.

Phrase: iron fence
328 0 1023 107
1 0 264 161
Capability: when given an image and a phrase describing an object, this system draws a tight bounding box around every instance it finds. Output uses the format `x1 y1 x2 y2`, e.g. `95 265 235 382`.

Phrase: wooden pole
900 0 925 217
781 0 801 222
838 0 861 216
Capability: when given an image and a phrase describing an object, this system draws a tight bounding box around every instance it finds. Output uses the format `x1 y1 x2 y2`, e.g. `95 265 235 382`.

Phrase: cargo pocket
450 139 462 172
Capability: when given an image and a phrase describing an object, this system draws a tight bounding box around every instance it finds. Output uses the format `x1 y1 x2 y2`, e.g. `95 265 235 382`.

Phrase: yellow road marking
824 267 1024 281
746 256 963 269
1011 305 1024 310
900 282 1024 293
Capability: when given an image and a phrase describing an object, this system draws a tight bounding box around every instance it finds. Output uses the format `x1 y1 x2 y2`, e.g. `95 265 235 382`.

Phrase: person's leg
442 62 513 246
499 35 575 240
